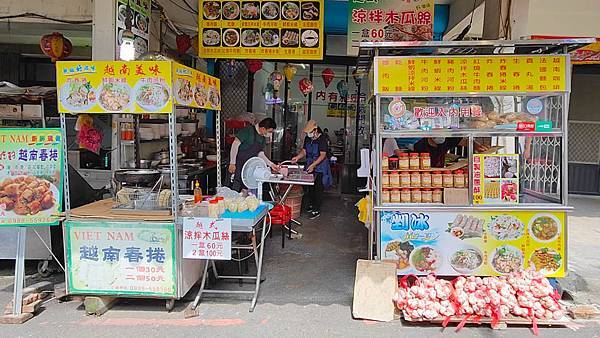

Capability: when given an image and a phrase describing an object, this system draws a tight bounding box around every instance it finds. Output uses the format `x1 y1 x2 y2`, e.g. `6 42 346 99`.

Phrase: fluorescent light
120 29 135 61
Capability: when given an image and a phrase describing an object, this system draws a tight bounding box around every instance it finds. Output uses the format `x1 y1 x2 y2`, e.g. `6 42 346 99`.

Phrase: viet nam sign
183 217 232 260
65 221 176 297
0 129 63 226
375 55 568 94
380 210 566 277
198 0 324 59
347 0 434 56
173 63 222 110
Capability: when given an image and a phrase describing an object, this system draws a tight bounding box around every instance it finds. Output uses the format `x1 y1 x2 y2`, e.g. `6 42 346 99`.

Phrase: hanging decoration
245 60 263 74
75 115 103 154
336 80 349 99
321 68 335 88
298 78 313 97
224 60 237 79
283 63 297 83
40 32 72 62
270 70 284 92
176 33 192 55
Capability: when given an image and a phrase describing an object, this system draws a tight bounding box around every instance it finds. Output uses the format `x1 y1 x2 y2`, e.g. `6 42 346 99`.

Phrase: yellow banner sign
198 0 324 60
172 63 222 110
375 55 568 94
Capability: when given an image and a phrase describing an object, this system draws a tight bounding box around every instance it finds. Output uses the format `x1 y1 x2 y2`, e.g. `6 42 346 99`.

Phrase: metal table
191 205 269 312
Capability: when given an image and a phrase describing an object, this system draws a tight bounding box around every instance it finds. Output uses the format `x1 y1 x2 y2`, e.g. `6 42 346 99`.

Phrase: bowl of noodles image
528 213 561 243
60 80 96 111
97 82 132 112
134 81 171 111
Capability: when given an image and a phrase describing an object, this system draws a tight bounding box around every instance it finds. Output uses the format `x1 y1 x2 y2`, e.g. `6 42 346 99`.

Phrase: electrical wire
454 0 477 41
165 0 197 15
181 0 199 14
0 12 92 24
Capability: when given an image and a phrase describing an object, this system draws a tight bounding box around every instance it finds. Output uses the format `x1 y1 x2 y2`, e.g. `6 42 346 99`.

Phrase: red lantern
176 34 192 55
245 60 263 74
298 78 313 96
40 32 72 62
321 68 335 88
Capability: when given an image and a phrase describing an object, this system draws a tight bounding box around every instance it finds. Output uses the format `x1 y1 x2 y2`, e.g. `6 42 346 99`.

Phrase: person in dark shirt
291 120 332 219
413 137 489 167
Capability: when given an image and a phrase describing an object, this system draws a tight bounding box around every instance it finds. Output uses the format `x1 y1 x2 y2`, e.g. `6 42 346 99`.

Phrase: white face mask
432 137 446 145
307 132 315 138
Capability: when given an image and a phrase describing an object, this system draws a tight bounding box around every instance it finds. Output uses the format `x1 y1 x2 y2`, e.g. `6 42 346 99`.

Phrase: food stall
56 60 221 310
354 39 594 278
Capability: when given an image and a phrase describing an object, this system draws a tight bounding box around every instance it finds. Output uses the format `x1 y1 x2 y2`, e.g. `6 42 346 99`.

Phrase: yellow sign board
172 63 221 110
375 55 568 94
198 0 324 60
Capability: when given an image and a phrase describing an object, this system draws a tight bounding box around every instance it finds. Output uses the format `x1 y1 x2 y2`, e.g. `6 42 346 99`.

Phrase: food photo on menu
261 1 280 20
203 1 221 20
301 29 319 48
241 1 260 19
203 28 221 47
301 1 319 20
281 1 300 20
222 1 241 20
261 29 280 47
241 29 260 47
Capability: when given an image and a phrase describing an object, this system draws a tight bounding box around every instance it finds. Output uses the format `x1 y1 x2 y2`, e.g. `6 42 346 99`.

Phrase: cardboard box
444 188 469 205
0 105 22 119
22 104 42 119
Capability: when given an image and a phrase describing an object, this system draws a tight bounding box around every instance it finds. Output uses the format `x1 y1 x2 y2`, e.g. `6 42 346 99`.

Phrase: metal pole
216 103 222 189
354 81 361 163
40 99 46 128
12 226 26 315
307 64 313 120
60 113 71 215
168 108 179 220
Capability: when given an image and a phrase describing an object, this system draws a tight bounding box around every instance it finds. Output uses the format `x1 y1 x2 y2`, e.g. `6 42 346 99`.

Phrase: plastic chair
268 204 292 248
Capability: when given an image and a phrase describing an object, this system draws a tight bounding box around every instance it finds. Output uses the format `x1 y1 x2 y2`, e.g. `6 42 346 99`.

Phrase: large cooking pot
114 169 161 186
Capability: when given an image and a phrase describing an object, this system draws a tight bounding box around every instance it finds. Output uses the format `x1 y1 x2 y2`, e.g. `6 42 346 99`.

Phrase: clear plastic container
433 189 443 203
382 153 389 170
420 153 431 169
443 170 454 188
382 172 390 188
409 153 420 170
411 189 422 203
453 170 466 188
391 188 401 203
400 171 410 187
390 171 400 188
410 171 421 187
382 188 391 203
421 172 432 187
398 153 409 170
208 199 220 218
432 171 443 188
400 188 411 203
422 188 433 203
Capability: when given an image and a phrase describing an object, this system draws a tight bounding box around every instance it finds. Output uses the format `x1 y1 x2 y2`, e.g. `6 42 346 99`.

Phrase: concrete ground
0 193 599 337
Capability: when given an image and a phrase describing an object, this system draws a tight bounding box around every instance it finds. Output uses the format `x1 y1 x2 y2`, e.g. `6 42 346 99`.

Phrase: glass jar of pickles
409 153 420 170
382 188 391 203
411 188 422 203
391 188 401 203
400 188 411 203
442 170 454 188
390 171 400 187
421 171 432 187
400 171 410 187
420 153 431 169
422 188 433 203
410 171 421 187
432 171 443 188
453 169 466 188
382 172 390 188
398 153 409 170
432 189 443 203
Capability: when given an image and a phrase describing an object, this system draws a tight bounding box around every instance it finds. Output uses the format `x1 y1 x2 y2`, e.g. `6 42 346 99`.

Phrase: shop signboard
375 55 568 94
182 217 232 260
116 0 151 59
347 0 434 56
65 221 176 297
380 210 566 277
198 0 324 60
0 129 63 226
56 61 173 114
172 63 222 110
473 154 519 205
531 35 600 65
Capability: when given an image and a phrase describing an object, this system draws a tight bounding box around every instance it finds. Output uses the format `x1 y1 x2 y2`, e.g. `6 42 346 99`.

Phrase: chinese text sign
183 217 232 260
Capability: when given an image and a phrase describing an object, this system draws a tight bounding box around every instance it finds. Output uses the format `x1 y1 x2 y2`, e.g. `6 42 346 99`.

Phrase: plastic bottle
194 181 203 203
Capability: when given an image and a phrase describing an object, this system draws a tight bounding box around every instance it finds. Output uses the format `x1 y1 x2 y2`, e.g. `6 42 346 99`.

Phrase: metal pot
152 150 170 161
114 169 161 186
139 160 152 169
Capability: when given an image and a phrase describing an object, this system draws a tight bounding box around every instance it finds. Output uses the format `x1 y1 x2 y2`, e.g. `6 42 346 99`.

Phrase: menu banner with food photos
473 154 519 205
116 0 151 60
56 61 173 114
380 210 566 277
0 129 63 226
375 55 568 94
172 63 222 110
199 0 324 59
347 0 434 56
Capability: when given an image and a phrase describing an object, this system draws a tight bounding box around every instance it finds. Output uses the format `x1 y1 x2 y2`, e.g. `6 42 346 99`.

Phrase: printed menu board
198 0 324 59
380 210 566 277
116 0 151 59
182 217 232 260
347 0 433 56
0 129 63 226
375 55 568 94
173 63 222 110
473 154 519 205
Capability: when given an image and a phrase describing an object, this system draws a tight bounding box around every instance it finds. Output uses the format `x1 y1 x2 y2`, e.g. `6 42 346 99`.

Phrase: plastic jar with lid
432 171 443 188
399 171 410 187
410 171 421 187
400 188 411 203
391 188 401 203
453 170 466 188
381 188 391 203
409 153 420 170
216 196 226 215
422 188 433 203
442 170 454 188
411 188 422 203
432 189 443 203
389 157 399 171
420 153 431 169
421 171 432 187
398 153 409 170
389 171 400 188
382 172 390 188
208 199 220 218
382 153 389 170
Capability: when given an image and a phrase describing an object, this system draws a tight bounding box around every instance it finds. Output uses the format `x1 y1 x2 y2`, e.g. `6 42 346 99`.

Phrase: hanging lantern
321 68 335 88
176 33 192 55
336 80 349 99
298 78 313 97
224 60 236 79
245 60 263 74
270 70 284 92
283 63 297 82
191 34 199 55
40 32 72 62
352 68 364 86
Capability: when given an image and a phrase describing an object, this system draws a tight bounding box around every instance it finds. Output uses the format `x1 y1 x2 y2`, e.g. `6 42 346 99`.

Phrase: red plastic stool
269 204 292 248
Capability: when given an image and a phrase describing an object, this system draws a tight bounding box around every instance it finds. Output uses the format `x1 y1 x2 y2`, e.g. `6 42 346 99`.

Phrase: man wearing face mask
413 137 489 167
228 117 278 192
291 120 332 219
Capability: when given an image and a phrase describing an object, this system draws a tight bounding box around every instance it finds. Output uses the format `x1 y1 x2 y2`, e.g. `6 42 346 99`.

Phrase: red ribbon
529 308 539 336
455 314 471 332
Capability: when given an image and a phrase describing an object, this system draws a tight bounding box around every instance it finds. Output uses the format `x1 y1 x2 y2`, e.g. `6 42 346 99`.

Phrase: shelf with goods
360 39 589 278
